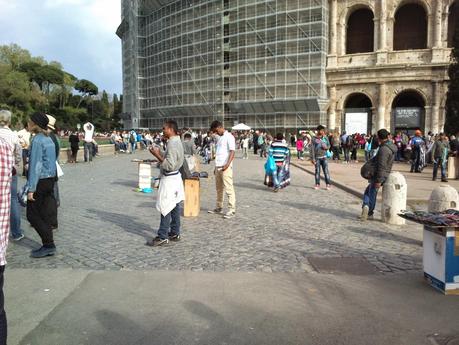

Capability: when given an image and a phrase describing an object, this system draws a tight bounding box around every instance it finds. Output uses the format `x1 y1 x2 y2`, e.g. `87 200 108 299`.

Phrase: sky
0 0 122 95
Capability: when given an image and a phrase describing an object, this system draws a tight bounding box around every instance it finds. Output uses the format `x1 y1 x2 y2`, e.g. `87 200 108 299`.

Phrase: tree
446 19 459 135
0 44 32 70
74 79 98 108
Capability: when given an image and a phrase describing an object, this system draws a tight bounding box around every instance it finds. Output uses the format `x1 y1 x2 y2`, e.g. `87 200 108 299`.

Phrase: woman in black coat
69 131 80 163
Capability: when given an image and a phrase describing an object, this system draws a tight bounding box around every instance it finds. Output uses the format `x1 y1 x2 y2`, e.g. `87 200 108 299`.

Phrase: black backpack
360 158 376 180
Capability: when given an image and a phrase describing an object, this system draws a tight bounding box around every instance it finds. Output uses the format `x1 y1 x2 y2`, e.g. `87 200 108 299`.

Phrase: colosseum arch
342 92 374 135
391 89 427 132
393 1 429 50
448 1 459 47
346 6 375 54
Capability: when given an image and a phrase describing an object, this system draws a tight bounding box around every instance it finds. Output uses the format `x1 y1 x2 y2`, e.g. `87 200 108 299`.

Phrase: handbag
325 150 333 159
56 162 64 178
18 184 29 207
264 155 276 175
360 158 376 180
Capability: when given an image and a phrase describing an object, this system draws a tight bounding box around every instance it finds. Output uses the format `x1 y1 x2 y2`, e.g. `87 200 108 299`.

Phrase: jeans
10 174 22 238
343 148 350 162
332 147 340 160
0 266 6 345
364 151 370 162
314 158 331 185
157 202 182 240
297 150 303 159
22 149 29 176
83 142 93 162
433 158 447 179
411 147 421 172
26 178 56 247
272 165 285 188
130 142 136 153
362 180 383 216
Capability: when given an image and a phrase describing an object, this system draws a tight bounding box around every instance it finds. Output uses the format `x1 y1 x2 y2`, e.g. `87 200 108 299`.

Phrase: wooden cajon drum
184 178 200 217
138 163 151 189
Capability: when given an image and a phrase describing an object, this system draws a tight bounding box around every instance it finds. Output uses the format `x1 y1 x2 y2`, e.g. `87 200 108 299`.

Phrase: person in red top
0 136 13 345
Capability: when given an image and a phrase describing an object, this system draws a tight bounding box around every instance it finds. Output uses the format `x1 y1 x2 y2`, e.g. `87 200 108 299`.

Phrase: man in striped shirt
268 133 290 192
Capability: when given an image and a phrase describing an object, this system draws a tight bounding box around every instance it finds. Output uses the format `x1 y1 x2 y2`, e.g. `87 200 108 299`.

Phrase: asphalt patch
307 256 380 275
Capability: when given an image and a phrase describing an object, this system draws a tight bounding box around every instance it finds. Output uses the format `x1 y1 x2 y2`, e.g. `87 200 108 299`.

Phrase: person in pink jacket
296 137 304 160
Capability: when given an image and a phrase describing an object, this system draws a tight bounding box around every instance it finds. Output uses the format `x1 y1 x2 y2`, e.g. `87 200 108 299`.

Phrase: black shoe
441 178 448 183
31 246 56 258
168 233 181 242
146 236 169 247
432 177 437 181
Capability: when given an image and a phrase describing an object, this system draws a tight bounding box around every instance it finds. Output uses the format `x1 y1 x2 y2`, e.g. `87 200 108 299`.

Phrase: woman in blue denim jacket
25 112 57 258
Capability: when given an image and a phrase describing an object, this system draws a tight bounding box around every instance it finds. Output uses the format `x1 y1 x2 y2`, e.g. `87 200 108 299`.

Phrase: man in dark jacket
360 129 397 221
432 133 449 182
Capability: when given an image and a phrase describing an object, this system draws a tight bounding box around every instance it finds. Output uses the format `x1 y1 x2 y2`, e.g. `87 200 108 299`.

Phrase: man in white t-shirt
208 121 236 219
83 122 95 162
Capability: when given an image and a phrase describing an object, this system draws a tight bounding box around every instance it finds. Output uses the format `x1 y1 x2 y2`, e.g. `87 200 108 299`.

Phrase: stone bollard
428 185 459 212
381 172 407 225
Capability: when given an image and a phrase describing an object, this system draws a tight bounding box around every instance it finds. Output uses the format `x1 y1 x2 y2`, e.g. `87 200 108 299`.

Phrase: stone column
377 83 386 130
377 0 388 65
431 82 440 133
328 86 337 130
328 0 338 67
432 0 445 62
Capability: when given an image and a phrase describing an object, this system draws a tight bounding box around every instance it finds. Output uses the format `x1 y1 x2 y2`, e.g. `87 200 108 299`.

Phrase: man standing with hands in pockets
208 121 236 219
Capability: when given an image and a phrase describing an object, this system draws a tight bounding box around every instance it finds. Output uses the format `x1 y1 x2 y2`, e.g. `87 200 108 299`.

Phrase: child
296 137 304 160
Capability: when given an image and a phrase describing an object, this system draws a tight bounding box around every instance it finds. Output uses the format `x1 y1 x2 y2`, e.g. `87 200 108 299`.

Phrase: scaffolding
119 0 329 131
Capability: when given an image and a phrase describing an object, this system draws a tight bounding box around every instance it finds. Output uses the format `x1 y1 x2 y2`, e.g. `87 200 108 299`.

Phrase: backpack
345 136 353 148
360 158 377 180
129 133 136 143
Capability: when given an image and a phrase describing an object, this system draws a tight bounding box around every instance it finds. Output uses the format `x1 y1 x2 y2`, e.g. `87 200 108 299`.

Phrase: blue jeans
362 180 383 216
315 158 331 185
83 142 93 162
272 165 284 189
130 142 136 153
433 158 447 179
10 175 22 238
157 203 182 240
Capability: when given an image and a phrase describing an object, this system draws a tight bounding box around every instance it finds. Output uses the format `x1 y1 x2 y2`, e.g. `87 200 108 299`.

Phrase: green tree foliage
0 43 119 130
446 20 459 135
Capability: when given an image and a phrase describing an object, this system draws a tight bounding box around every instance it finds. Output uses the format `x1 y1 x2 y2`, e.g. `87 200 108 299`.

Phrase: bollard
447 157 457 180
381 172 407 225
428 185 459 212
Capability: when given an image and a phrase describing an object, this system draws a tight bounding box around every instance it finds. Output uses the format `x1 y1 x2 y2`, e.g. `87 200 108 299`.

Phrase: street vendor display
399 210 459 295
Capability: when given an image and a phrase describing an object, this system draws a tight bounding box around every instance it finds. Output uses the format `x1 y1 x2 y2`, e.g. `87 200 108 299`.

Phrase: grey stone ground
7 150 423 274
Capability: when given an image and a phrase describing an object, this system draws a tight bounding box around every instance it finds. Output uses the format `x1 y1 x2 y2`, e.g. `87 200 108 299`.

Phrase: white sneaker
359 205 369 221
223 211 235 219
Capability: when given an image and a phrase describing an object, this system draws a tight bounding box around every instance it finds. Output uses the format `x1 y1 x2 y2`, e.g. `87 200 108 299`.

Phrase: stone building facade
327 0 458 134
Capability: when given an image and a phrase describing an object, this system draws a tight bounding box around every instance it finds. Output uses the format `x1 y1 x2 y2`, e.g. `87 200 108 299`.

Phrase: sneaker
208 208 223 214
359 205 369 221
273 187 279 193
146 236 169 247
31 246 56 258
223 211 235 219
368 214 375 221
326 184 331 190
12 234 25 241
168 233 181 242
314 185 320 190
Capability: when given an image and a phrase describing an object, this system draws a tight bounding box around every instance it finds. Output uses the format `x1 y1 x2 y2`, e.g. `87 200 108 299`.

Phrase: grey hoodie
375 141 397 183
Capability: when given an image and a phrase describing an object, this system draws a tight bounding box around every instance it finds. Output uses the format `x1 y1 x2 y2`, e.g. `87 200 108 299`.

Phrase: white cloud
0 0 122 93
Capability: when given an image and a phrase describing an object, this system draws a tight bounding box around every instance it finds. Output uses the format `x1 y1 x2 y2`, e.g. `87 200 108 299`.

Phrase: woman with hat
25 112 58 258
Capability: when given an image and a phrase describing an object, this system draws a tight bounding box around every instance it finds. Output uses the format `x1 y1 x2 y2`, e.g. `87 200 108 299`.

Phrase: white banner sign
345 113 368 135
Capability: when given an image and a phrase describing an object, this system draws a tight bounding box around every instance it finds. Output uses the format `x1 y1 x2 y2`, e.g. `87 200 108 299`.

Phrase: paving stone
6 152 424 273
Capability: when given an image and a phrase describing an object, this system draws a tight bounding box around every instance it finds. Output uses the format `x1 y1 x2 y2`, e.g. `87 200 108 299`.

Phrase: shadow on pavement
86 209 152 240
346 226 422 247
12 237 42 250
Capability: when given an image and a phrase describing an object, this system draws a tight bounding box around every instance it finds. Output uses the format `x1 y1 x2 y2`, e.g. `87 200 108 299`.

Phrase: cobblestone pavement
7 151 423 273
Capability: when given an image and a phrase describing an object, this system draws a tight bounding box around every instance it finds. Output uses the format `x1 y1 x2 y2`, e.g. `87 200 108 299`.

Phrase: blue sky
0 0 122 95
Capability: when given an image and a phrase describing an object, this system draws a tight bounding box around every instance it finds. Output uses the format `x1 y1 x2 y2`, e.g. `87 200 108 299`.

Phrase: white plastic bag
56 162 64 178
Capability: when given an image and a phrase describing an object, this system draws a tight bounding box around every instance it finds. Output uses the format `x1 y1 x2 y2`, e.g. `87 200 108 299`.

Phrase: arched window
346 8 375 54
448 2 459 48
344 93 373 135
393 4 427 50
392 90 426 131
